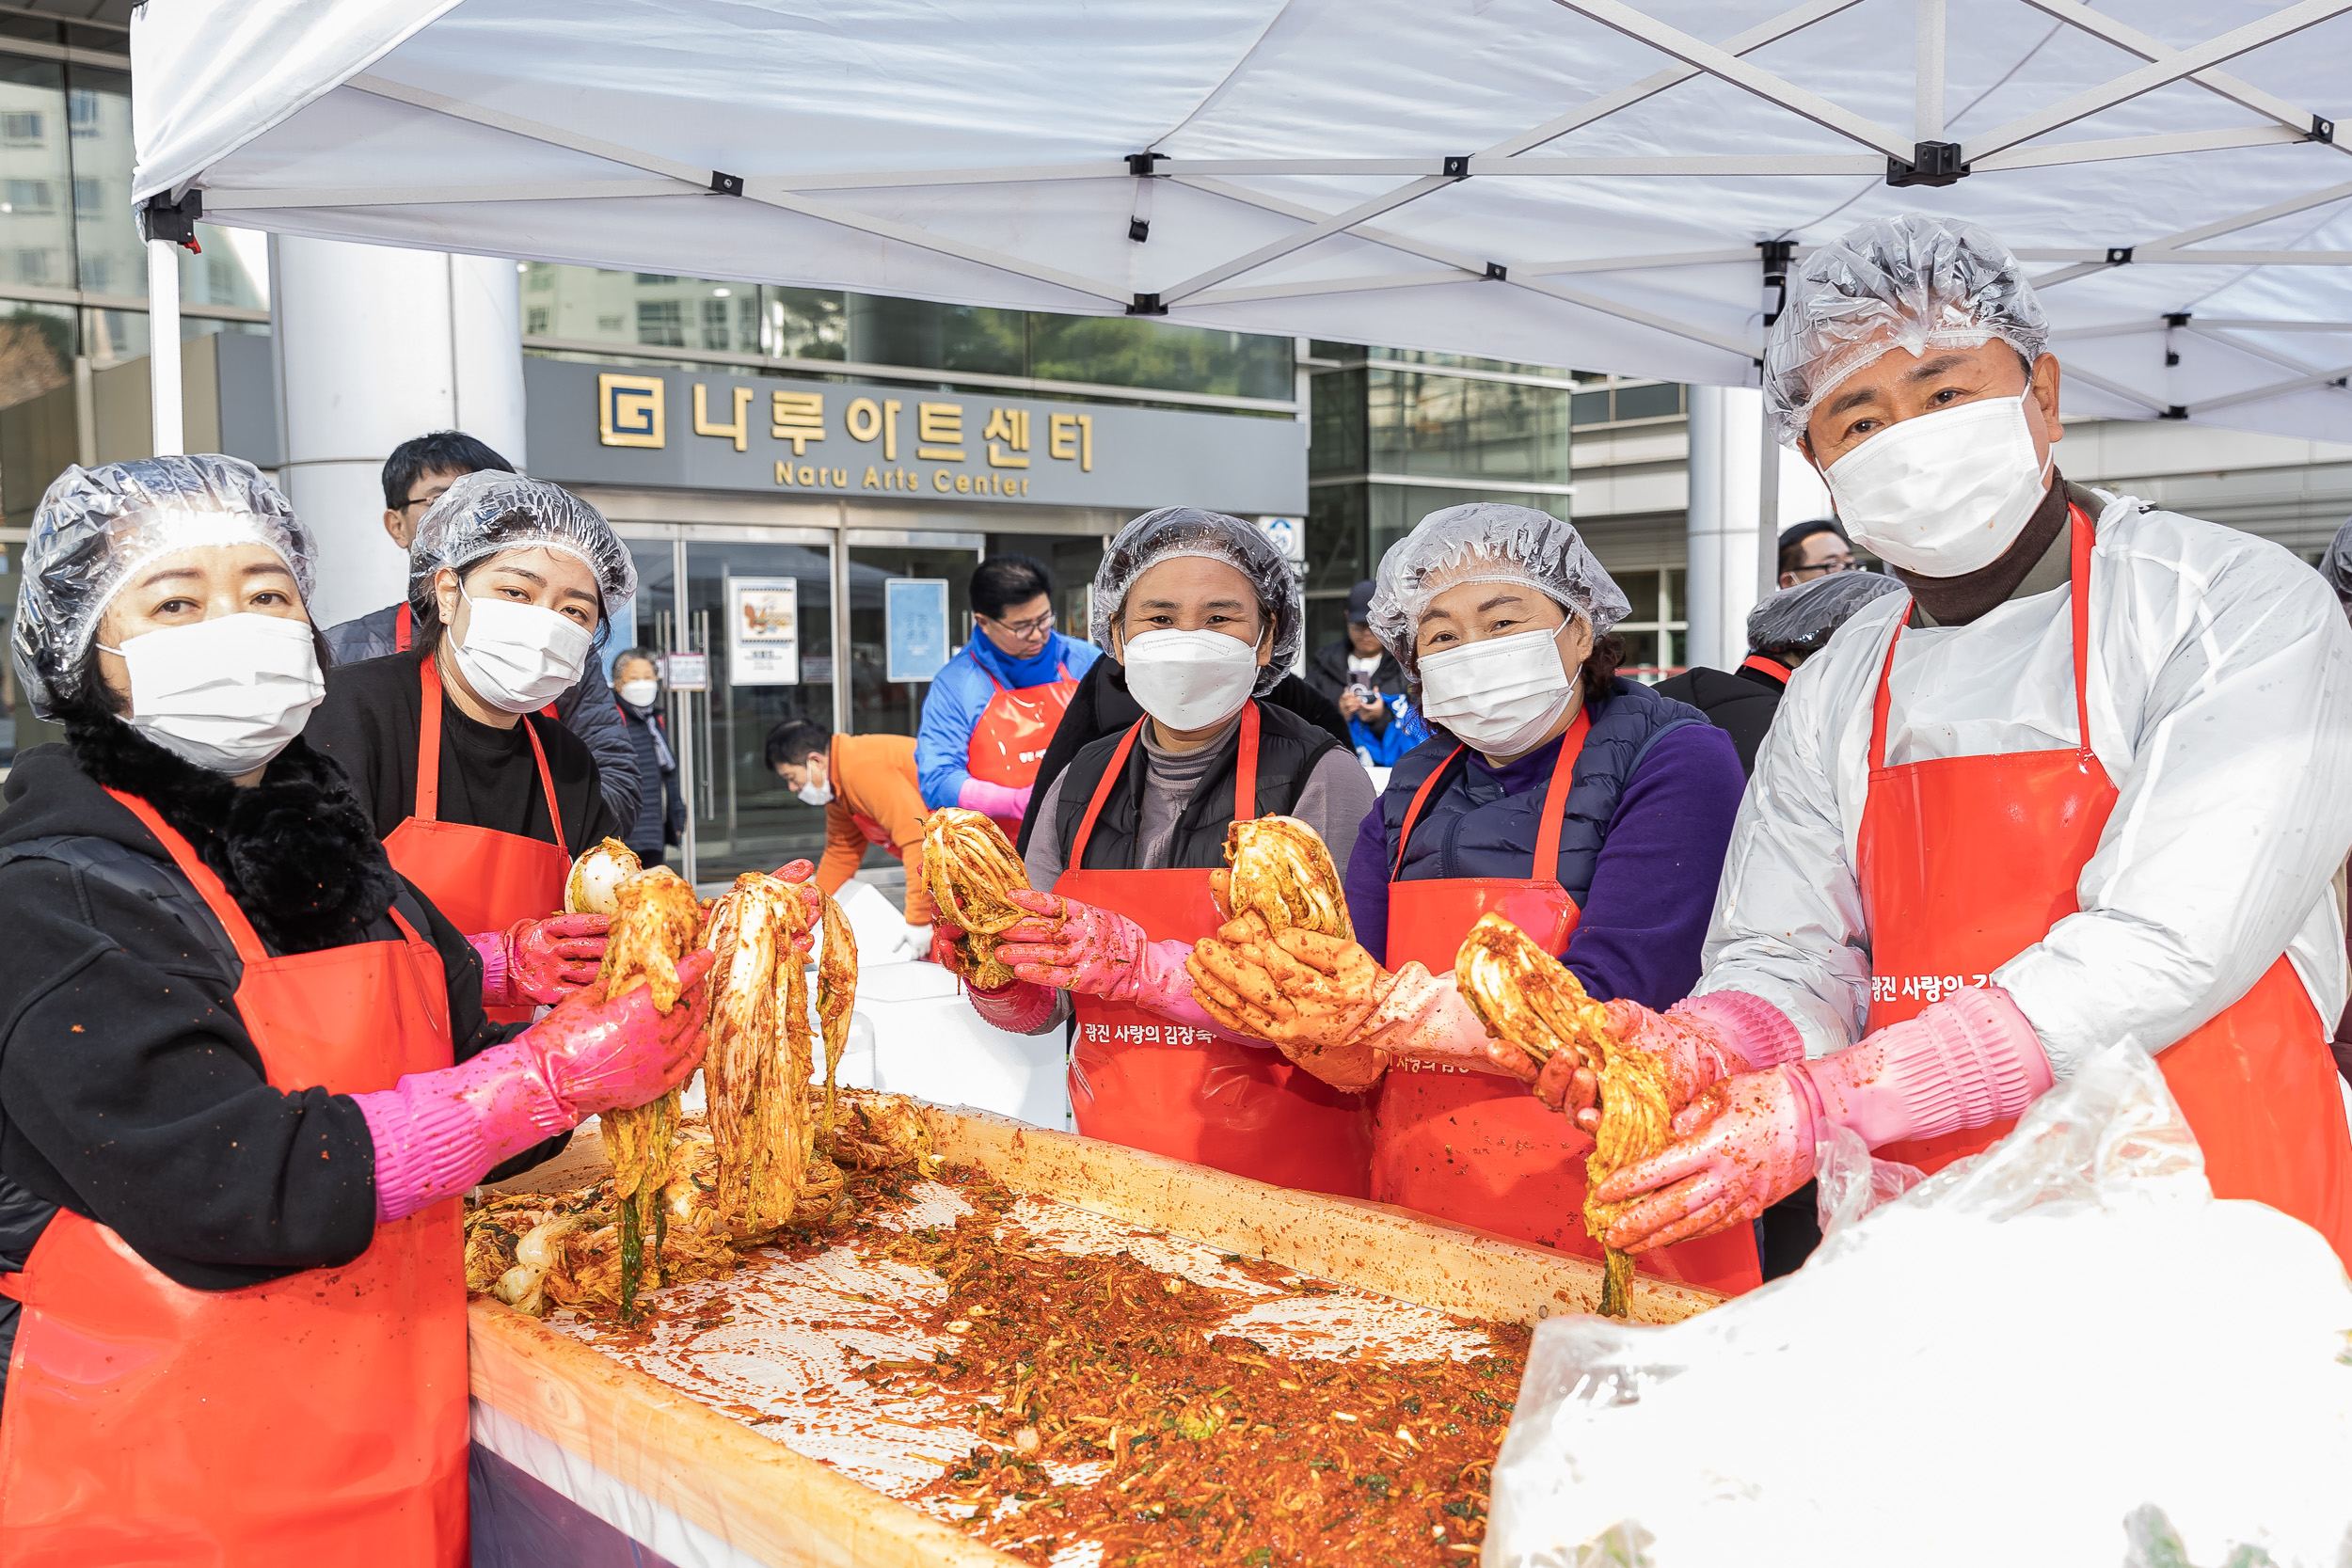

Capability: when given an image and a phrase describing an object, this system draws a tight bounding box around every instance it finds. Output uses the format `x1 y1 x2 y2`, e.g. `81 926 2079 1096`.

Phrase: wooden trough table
468 1101 1722 1567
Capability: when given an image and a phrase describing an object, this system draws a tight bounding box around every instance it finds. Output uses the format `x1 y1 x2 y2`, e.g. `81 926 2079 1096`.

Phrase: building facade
6 8 2351 881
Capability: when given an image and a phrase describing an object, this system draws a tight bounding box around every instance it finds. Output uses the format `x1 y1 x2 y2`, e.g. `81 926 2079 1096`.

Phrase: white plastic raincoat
1701 489 2352 1081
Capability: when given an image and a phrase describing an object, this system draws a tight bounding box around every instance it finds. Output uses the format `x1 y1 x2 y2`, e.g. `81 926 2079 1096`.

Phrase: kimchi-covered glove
1507 990 1806 1134
469 913 610 1008
1185 917 1406 1091
1594 985 2052 1252
356 949 719 1223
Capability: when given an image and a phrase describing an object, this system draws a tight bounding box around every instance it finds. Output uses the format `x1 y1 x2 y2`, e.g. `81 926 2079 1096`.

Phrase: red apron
1061 703 1373 1195
1861 505 2352 1265
968 657 1078 841
385 655 574 1023
1375 711 1762 1292
0 790 467 1566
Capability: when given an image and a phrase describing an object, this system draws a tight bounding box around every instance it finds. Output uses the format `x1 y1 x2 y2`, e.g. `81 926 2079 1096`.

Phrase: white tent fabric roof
132 0 2352 440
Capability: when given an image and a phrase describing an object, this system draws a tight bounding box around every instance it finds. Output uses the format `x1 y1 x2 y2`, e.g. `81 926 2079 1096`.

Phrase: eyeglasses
397 491 446 515
986 608 1056 638
1788 559 1858 581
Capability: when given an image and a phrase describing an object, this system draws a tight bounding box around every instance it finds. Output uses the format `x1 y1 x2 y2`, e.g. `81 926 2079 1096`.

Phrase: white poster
726 575 801 687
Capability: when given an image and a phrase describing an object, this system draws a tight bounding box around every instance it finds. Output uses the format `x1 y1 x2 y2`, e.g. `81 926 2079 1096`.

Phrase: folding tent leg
147 238 183 458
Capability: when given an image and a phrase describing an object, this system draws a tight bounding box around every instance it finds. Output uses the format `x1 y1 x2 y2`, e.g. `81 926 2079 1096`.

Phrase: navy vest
1381 677 1704 904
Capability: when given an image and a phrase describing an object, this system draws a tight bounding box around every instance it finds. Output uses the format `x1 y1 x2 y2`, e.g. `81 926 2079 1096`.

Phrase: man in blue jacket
914 555 1099 835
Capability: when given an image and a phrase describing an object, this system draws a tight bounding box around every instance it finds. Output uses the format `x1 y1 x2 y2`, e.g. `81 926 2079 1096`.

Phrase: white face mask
616 678 660 708
1120 628 1260 732
1418 626 1578 758
1823 394 2054 576
103 613 325 776
797 780 834 807
450 594 593 713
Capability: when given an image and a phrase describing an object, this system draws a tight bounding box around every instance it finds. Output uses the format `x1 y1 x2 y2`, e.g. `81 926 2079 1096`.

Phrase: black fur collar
65 718 400 957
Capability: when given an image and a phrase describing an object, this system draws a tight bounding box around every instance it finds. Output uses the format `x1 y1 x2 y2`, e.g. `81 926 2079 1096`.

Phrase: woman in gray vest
932 507 1378 1194
1187 503 1766 1293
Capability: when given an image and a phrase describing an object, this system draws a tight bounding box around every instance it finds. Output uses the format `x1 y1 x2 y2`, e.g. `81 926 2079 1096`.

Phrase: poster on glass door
726 576 800 686
884 578 950 683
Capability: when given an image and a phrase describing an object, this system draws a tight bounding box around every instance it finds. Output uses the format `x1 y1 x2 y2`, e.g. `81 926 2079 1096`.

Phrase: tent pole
146 238 183 458
1915 0 1946 140
1757 410 1782 603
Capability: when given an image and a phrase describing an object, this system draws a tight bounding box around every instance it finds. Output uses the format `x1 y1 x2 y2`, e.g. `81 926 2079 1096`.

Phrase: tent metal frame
155 0 2352 451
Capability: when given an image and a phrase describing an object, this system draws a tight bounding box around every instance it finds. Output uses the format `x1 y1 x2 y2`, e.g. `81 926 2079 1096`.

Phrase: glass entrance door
676 529 837 887
844 530 982 740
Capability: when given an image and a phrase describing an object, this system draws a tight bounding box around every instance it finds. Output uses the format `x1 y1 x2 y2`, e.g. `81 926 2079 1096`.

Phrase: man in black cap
1308 579 1408 749
1776 516 1857 587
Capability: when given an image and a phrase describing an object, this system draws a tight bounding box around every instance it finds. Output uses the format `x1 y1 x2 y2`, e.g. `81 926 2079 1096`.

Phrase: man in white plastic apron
1581 214 2352 1270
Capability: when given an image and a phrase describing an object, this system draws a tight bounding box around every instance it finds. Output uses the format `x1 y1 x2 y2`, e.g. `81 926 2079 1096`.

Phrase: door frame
612 517 840 885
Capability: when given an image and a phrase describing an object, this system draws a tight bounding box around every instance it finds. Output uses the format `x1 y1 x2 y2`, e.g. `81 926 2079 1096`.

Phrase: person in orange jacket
767 719 934 961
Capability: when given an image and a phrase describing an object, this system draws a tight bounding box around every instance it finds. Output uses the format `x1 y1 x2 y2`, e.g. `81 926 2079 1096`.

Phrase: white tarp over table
130 0 2352 439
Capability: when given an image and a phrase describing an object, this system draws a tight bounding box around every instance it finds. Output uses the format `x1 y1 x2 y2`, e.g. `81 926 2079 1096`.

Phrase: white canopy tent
124 0 2352 649
129 0 2352 432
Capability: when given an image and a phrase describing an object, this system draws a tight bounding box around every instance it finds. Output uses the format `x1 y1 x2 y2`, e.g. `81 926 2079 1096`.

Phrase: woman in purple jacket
1189 503 1762 1292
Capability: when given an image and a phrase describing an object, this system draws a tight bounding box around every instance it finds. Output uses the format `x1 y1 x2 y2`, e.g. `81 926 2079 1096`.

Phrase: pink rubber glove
927 908 1059 1031
468 913 611 1008
1535 991 1805 1134
993 887 1256 1043
957 777 1031 819
356 948 718 1222
994 889 1165 1002
1594 985 2053 1252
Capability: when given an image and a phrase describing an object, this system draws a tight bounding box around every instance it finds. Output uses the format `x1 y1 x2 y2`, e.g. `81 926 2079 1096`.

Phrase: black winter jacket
1650 662 1788 777
0 724 560 1406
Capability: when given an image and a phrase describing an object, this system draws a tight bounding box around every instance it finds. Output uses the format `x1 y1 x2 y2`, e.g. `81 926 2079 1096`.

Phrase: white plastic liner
1484 1043 2352 1568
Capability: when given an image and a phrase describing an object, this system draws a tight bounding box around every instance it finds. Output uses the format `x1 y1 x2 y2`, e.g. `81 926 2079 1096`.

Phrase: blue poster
885 578 950 683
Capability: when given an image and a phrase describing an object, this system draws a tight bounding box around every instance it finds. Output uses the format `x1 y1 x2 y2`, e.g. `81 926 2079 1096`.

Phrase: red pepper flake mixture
484 1141 1529 1564
858 1166 1528 1565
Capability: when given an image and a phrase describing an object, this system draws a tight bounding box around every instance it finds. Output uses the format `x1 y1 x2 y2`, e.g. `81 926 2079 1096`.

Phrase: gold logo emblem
598 373 664 448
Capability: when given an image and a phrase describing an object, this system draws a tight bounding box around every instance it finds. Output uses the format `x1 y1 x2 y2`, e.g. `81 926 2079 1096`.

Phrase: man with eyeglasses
915 554 1100 840
321 430 641 829
1775 517 1858 587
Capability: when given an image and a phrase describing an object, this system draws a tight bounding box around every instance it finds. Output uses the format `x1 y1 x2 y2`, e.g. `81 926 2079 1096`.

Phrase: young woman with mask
309 473 632 1022
937 507 1379 1195
1185 502 1761 1293
0 457 714 1560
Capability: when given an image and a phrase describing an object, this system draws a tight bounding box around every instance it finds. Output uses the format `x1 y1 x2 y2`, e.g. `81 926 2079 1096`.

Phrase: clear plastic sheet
1366 503 1629 682
1089 506 1301 696
1485 1044 2352 1568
